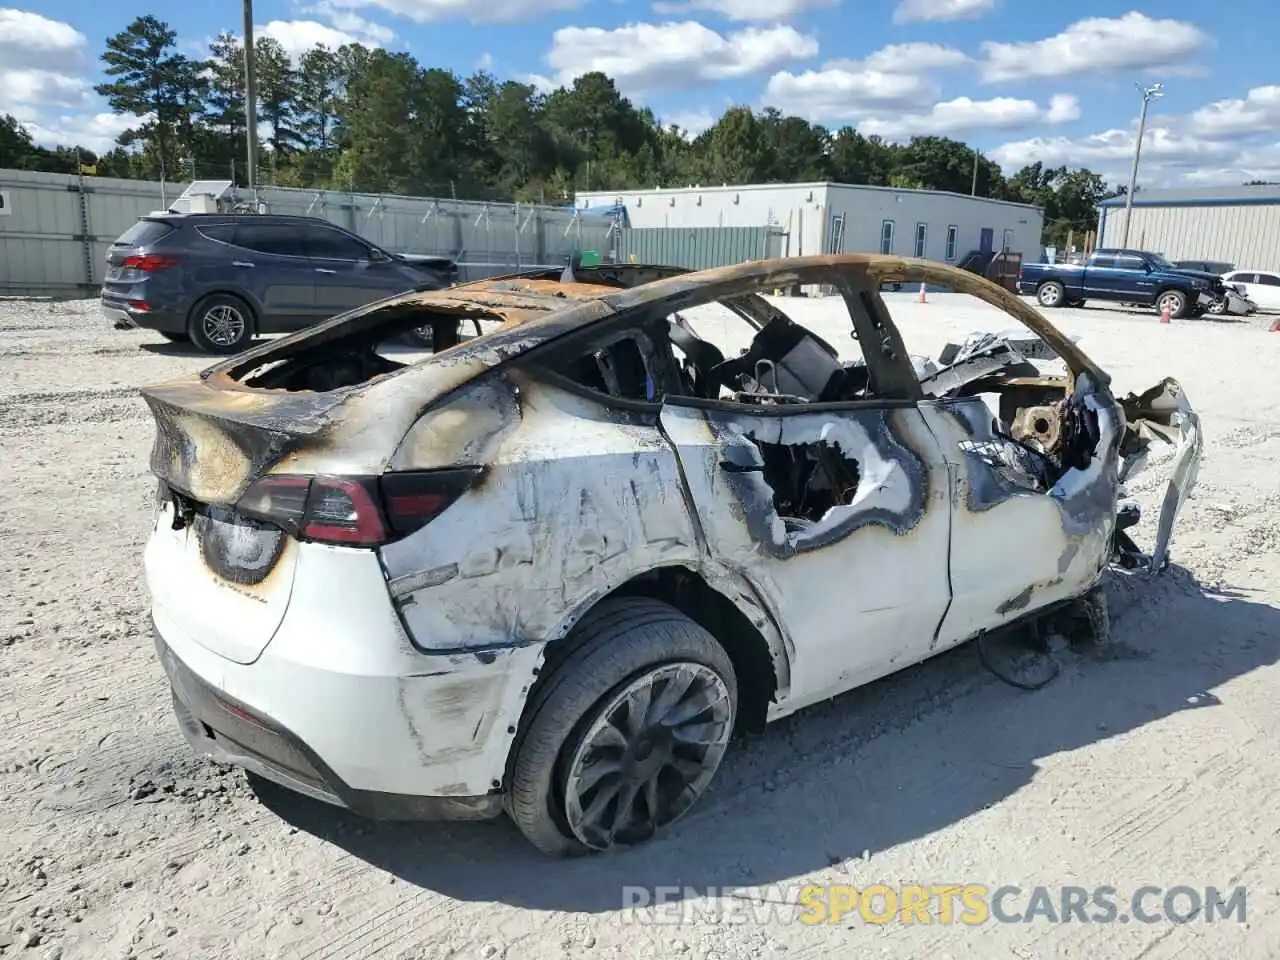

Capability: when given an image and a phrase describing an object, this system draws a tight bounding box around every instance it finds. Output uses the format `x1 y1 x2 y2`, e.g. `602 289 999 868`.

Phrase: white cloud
1046 93 1080 124
1190 86 1280 140
322 0 580 24
476 52 494 71
0 8 87 71
859 95 1078 140
989 77 1280 186
763 41 974 123
979 13 1208 83
765 66 936 121
663 109 717 137
860 43 969 72
988 127 1238 187
0 70 88 112
651 0 836 21
21 112 136 154
893 0 995 24
307 2 397 44
544 22 817 95
258 20 371 60
0 9 91 119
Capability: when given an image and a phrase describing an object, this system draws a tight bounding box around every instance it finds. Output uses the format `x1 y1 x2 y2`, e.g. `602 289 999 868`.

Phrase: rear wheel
189 294 254 354
1206 296 1227 315
1156 289 1189 319
1036 281 1066 308
505 597 737 857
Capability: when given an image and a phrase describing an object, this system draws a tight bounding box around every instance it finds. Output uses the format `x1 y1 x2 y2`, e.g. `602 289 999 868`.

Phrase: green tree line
0 14 1113 247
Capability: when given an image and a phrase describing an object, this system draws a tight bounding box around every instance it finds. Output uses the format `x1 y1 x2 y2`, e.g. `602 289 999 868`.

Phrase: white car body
141 256 1203 855
1222 270 1280 312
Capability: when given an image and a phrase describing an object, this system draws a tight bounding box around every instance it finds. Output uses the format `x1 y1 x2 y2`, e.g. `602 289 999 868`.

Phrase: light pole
242 0 258 194
1121 81 1163 248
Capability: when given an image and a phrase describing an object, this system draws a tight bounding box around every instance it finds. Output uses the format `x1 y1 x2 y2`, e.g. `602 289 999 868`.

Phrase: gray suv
101 214 457 353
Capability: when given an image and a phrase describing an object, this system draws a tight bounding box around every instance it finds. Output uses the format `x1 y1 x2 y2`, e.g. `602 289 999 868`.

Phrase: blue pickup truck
1017 248 1247 319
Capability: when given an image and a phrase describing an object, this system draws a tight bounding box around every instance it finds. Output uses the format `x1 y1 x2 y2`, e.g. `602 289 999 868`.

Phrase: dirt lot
2 293 1279 960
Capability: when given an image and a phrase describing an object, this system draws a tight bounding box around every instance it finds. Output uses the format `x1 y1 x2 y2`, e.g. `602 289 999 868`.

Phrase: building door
979 228 994 254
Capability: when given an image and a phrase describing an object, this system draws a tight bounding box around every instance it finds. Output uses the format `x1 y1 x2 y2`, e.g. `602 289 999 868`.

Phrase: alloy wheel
201 304 247 348
562 661 733 850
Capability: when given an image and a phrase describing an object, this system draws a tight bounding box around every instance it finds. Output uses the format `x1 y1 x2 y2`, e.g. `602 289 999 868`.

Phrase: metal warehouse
1098 185 1280 270
577 181 1045 267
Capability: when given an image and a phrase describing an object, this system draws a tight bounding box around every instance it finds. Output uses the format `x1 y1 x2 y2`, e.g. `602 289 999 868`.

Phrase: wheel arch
187 289 261 334
527 564 787 738
1154 286 1191 316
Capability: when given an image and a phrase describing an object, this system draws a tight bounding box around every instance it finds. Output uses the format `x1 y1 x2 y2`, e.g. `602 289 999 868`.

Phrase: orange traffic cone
1159 304 1172 324
1270 318 1280 332
918 283 927 303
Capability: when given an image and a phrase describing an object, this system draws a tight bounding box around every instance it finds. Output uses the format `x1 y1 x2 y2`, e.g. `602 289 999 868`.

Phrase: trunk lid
140 371 374 664
139 376 349 506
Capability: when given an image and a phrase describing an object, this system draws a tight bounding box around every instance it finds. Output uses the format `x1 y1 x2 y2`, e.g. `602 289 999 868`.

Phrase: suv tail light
121 254 180 271
235 468 483 547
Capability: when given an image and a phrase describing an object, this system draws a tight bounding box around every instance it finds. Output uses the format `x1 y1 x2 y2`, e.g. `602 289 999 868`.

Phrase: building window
880 219 895 255
1002 228 1014 252
914 222 927 258
945 225 958 261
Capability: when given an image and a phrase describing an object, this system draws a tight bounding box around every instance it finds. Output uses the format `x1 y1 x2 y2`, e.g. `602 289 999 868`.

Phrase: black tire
188 293 255 354
1205 297 1227 316
1155 288 1189 319
158 331 190 342
505 597 738 857
1036 280 1066 308
1066 299 1086 308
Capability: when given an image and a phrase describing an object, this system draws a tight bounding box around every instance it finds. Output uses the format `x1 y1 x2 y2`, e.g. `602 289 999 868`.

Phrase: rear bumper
155 627 505 821
101 298 187 334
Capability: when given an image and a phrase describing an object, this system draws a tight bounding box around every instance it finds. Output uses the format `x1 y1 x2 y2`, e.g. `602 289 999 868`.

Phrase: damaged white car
141 254 1202 857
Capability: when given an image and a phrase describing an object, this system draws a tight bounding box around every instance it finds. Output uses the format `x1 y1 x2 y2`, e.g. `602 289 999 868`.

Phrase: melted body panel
658 401 953 702
918 392 1113 642
379 375 700 652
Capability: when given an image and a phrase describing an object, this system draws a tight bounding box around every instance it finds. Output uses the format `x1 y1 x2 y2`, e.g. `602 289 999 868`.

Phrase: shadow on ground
255 567 1280 914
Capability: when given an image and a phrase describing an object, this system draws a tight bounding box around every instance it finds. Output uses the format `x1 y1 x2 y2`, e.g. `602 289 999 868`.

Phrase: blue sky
3 0 1279 186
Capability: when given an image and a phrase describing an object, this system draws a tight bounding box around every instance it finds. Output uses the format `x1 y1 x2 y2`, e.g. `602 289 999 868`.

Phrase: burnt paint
704 406 929 560
194 506 287 587
140 254 1114 517
937 398 1053 513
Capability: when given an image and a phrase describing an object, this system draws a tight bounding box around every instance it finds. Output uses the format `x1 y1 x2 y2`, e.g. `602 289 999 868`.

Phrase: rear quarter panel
1019 263 1086 296
378 372 702 652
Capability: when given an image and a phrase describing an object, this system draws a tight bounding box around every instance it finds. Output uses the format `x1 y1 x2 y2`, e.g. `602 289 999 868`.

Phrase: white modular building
576 181 1045 266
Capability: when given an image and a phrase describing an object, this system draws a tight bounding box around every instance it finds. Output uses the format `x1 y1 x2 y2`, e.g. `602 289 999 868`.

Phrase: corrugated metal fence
0 168 787 297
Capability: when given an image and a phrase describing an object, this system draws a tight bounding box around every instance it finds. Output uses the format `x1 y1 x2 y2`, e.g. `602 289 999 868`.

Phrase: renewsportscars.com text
620 884 1247 926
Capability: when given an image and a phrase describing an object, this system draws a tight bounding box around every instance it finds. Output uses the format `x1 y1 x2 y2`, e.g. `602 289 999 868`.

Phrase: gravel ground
2 294 1279 960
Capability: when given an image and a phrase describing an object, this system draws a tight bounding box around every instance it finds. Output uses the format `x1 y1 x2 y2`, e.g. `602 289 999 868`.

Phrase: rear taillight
121 254 180 271
235 469 482 547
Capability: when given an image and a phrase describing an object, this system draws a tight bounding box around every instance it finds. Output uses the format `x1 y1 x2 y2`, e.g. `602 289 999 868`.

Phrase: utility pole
242 0 258 194
971 148 979 196
1121 81 1164 248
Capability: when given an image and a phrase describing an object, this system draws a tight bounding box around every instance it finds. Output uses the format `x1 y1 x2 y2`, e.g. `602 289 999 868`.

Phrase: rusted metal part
1010 403 1064 453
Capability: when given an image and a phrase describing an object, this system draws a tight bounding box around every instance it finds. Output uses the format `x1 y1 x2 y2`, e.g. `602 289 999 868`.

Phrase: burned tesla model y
140 255 1202 856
